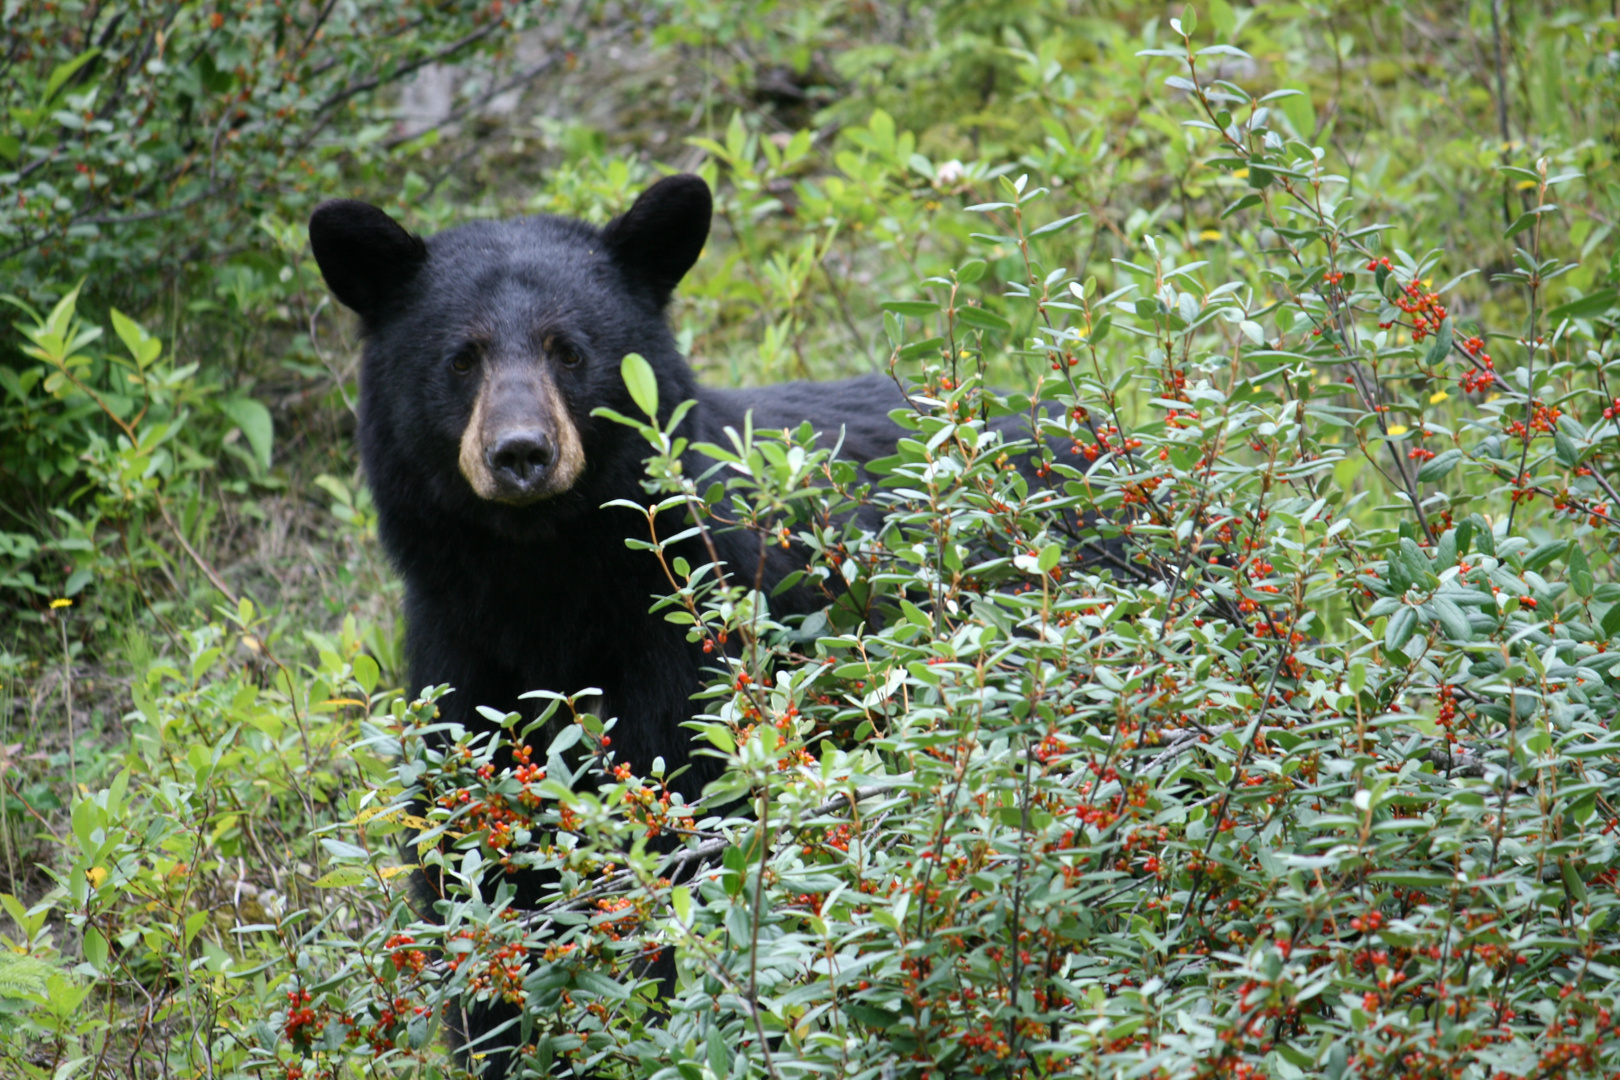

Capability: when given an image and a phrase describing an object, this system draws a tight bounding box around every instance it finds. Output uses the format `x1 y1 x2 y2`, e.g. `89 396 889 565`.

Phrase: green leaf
222 397 273 470
1398 538 1432 585
899 337 946 361
1221 193 1263 218
880 300 938 317
351 654 379 696
1562 859 1589 904
1570 542 1591 579
899 599 932 628
955 259 987 285
312 867 370 888
0 135 19 163
1546 289 1617 322
1369 871 1455 888
1416 449 1462 482
671 885 691 924
954 305 1011 333
320 839 368 860
1384 607 1417 653
1277 1045 1314 1070
1504 206 1556 240
1037 543 1061 573
1430 596 1472 642
197 51 235 94
1554 430 1579 468
110 308 162 368
1026 212 1086 240
64 568 93 597
1524 540 1568 572
1575 570 1594 599
621 352 659 419
42 47 101 108
1423 318 1452 367
314 473 353 507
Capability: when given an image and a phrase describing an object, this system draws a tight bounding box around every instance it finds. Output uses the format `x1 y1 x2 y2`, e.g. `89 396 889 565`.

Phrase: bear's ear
308 199 428 320
600 174 712 305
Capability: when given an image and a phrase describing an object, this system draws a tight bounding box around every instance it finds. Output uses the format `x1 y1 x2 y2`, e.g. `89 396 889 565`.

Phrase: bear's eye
546 336 581 368
450 346 479 375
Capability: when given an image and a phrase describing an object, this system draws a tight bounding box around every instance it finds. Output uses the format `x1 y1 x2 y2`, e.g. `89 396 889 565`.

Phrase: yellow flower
49 597 72 609
1516 179 1537 191
1199 229 1222 242
1387 424 1409 436
1233 168 1250 179
1429 391 1450 405
86 866 108 888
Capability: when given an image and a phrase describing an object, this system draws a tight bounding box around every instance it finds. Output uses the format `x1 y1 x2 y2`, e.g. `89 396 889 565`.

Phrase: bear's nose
487 430 555 486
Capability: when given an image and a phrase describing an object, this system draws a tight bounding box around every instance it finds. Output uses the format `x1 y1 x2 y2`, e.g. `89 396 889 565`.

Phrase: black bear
308 174 1096 1075
309 175 926 797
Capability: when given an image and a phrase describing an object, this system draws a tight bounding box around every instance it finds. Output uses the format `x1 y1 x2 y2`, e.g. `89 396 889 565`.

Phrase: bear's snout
487 429 556 487
457 365 585 505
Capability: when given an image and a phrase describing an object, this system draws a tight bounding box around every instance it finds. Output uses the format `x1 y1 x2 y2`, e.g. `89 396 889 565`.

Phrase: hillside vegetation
3 2 1620 1078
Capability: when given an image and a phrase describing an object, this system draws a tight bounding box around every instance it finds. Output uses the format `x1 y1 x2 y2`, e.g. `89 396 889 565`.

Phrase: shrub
0 0 568 298
237 17 1620 1080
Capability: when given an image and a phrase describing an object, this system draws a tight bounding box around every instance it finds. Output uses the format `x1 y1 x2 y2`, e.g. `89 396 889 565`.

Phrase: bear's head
308 176 711 535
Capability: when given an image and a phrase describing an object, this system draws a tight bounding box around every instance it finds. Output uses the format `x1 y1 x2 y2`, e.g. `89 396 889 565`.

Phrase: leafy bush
0 0 607 627
0 602 386 1075
221 18 1620 1080
0 0 582 297
0 284 274 601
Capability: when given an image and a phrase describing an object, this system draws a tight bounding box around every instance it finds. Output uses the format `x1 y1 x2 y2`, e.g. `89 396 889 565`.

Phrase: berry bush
250 17 1620 1080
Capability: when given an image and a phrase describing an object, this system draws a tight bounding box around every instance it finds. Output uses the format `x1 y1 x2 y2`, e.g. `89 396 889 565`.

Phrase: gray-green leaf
222 397 273 470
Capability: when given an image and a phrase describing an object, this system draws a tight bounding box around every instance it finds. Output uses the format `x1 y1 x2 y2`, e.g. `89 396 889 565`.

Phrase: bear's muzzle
458 364 584 504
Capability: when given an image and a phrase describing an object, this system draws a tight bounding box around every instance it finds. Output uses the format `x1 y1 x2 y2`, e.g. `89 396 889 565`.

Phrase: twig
58 612 75 793
1145 724 1235 771
1489 0 1513 227
1505 162 1546 535
155 497 238 604
745 785 783 1080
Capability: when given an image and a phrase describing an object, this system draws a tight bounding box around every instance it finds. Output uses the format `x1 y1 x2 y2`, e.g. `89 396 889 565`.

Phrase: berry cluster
1503 403 1562 442
1390 276 1449 343
1459 334 1496 393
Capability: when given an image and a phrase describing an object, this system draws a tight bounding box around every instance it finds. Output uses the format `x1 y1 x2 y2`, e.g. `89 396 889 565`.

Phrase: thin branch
1489 0 1514 227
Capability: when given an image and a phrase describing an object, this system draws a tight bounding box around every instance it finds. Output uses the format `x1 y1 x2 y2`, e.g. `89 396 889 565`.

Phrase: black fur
307 199 428 320
309 177 923 803
309 175 1090 1076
